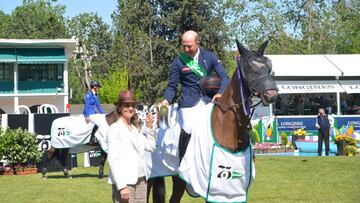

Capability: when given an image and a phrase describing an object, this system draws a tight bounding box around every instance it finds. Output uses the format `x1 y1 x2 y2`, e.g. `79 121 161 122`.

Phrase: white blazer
107 118 156 190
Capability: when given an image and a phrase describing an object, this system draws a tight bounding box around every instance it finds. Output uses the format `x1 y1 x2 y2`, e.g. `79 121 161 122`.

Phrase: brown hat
115 90 137 105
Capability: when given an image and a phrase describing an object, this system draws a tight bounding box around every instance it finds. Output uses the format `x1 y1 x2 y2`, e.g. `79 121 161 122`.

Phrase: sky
0 0 118 25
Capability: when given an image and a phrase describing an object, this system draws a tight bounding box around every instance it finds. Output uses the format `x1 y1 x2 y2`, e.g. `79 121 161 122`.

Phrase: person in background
316 106 331 156
83 80 104 122
107 90 156 203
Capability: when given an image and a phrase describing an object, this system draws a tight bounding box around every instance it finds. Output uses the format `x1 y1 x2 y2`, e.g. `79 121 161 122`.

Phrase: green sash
179 52 207 78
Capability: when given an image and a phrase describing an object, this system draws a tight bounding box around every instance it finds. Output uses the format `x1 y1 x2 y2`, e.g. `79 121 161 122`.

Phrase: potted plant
0 128 42 175
292 128 306 148
344 145 358 156
334 134 357 156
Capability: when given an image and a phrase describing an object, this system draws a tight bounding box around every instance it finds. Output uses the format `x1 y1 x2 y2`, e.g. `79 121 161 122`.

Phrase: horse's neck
106 111 120 125
211 82 249 151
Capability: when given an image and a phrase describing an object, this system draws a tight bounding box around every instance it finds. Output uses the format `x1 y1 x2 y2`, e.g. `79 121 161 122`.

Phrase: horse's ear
257 40 269 55
236 39 247 55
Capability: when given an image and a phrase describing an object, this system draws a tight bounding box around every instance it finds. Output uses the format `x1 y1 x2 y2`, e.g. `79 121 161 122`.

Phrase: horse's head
236 40 278 105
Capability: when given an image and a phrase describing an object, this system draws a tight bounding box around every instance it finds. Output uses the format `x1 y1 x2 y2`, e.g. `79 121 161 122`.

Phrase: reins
212 61 262 149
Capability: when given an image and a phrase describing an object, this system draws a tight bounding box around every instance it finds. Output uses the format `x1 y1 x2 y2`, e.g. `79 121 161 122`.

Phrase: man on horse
162 30 229 158
161 30 229 202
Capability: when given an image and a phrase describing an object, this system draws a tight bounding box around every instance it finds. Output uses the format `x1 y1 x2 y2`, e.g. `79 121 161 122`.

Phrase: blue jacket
83 91 104 117
164 48 229 108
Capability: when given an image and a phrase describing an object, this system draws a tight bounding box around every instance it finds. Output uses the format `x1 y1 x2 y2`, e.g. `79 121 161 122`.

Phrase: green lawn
0 156 359 203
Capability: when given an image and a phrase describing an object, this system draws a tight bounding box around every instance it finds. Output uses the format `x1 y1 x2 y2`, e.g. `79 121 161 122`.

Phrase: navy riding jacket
164 48 229 108
83 91 104 117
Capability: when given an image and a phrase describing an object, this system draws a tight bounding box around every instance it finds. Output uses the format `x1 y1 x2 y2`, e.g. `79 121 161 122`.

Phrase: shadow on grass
45 173 108 179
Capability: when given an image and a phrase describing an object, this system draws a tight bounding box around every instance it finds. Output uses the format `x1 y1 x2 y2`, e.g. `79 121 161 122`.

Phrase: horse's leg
59 148 71 178
98 148 107 178
151 177 165 203
170 175 186 203
147 178 153 203
41 147 55 178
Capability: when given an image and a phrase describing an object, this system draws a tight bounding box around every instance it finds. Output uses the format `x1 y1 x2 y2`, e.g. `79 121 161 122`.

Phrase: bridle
213 58 262 146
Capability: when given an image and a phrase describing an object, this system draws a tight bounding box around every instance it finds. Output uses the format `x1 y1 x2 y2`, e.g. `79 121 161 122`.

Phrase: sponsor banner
261 117 277 143
333 116 360 140
276 116 318 136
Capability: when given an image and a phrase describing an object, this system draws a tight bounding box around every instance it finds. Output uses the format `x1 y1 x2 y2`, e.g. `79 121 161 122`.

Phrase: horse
166 40 278 203
41 110 120 178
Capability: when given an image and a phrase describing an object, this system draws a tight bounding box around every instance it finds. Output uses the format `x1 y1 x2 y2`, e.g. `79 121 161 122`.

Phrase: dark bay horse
41 110 120 178
169 40 278 202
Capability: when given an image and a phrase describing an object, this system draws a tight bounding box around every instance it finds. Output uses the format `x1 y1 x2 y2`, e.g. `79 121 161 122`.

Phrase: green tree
98 68 128 104
332 0 360 54
112 0 231 104
0 11 10 38
227 0 360 55
67 12 113 103
6 0 68 39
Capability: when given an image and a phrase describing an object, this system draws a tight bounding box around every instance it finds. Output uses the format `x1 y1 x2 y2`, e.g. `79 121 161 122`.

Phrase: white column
13 62 18 113
336 91 340 115
269 103 273 116
63 62 69 113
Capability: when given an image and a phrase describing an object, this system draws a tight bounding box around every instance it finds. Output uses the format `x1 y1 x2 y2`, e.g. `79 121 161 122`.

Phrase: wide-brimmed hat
115 90 137 105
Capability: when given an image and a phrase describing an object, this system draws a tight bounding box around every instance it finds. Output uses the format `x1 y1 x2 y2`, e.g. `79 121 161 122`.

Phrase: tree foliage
1 0 359 105
67 12 113 103
0 11 10 38
227 0 360 54
6 0 68 39
111 0 230 104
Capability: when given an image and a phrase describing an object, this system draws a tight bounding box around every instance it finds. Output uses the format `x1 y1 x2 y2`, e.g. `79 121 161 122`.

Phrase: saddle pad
50 114 109 151
178 104 255 202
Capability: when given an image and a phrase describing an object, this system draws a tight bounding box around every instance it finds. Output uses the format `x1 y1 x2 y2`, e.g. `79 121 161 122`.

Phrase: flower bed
253 143 293 154
0 165 38 175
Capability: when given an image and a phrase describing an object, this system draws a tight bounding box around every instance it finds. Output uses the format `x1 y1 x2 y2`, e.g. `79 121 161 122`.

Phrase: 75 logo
217 165 243 179
57 128 70 136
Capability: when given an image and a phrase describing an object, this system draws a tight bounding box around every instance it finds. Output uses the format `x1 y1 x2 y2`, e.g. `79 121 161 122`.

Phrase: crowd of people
274 93 360 115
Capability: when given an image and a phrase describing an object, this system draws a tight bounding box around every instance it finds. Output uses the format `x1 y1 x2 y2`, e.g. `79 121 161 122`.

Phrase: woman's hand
145 113 154 129
120 187 130 201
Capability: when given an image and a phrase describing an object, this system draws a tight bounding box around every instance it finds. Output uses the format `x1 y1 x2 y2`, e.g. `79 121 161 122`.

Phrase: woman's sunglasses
124 103 136 108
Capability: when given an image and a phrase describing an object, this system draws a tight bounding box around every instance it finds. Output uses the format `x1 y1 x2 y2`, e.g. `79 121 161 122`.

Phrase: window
18 64 64 81
0 63 14 82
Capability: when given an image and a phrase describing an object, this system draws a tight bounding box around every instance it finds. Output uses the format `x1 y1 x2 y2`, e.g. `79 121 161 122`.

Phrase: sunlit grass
0 155 359 203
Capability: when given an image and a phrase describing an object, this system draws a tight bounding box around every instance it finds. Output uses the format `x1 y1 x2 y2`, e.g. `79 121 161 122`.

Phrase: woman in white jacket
107 90 156 203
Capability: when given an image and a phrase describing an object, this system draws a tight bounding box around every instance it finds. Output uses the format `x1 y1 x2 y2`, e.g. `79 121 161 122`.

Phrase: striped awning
16 48 66 64
0 48 16 63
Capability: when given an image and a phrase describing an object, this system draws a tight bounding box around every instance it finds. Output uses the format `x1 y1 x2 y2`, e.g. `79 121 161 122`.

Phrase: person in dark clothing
316 106 331 156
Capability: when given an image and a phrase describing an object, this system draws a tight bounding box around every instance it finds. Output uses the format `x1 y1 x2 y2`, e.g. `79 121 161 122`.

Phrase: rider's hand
119 187 130 201
212 93 222 102
161 99 169 106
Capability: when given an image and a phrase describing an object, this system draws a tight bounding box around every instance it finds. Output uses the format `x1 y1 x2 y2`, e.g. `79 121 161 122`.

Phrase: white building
252 54 360 118
0 39 76 114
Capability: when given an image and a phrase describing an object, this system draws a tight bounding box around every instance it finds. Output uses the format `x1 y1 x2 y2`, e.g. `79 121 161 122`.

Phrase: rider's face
182 38 198 58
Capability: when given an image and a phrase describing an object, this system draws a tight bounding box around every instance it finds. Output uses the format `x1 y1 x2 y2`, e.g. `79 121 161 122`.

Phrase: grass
0 155 359 203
